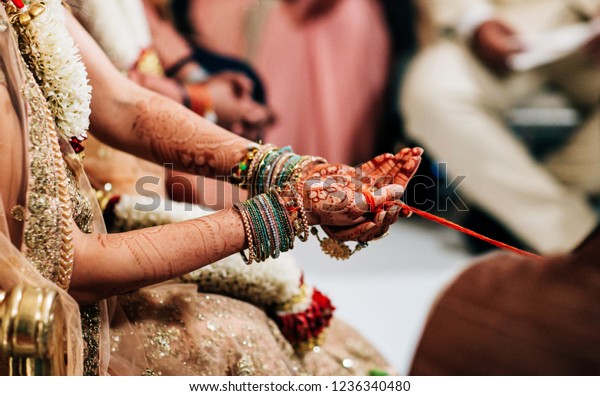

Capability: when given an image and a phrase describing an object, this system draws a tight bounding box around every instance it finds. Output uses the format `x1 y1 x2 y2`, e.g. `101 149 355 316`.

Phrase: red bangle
11 0 25 9
363 191 376 213
185 83 214 116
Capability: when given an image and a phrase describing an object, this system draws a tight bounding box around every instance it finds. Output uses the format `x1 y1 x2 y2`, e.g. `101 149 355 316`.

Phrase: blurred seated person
402 0 600 255
257 0 392 165
162 0 392 165
145 0 268 104
411 231 600 375
74 0 272 140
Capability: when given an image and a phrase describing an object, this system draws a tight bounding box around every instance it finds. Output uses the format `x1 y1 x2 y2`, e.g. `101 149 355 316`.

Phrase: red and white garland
273 284 335 351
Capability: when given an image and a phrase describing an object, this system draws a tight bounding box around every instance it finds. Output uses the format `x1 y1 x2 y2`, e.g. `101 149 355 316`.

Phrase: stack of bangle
235 188 298 265
233 144 325 263
232 144 327 196
277 184 310 242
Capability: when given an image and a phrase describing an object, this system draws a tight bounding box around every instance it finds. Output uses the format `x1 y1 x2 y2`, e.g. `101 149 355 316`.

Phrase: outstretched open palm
297 147 423 242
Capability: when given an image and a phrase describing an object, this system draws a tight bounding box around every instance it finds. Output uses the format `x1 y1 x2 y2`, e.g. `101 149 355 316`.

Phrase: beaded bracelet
254 147 295 196
247 145 277 194
267 189 294 252
256 194 281 258
276 154 304 187
253 147 285 195
268 152 294 189
244 199 271 262
231 143 261 186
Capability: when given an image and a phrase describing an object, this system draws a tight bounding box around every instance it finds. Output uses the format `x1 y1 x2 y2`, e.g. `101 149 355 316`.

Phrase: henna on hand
298 148 423 242
300 170 405 227
71 209 246 303
131 95 250 178
302 147 423 190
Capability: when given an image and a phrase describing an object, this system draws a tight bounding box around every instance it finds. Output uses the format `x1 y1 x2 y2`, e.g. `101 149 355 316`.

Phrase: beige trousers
402 40 600 254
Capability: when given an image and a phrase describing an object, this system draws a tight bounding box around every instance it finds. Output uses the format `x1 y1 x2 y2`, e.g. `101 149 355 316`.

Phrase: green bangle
267 189 295 251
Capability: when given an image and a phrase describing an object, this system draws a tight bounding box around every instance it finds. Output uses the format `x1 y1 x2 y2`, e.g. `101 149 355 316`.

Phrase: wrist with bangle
235 187 299 265
232 144 326 264
232 144 380 262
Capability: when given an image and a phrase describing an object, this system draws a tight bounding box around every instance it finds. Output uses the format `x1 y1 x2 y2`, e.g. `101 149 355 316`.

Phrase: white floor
292 217 475 374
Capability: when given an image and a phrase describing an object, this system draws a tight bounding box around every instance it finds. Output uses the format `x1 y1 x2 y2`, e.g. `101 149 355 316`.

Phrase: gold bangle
284 183 310 242
288 155 328 185
246 144 276 193
231 143 260 186
235 204 255 265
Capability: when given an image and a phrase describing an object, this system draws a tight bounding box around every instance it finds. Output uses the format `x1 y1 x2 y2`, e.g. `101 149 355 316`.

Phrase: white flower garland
112 195 208 231
182 253 303 308
15 0 91 142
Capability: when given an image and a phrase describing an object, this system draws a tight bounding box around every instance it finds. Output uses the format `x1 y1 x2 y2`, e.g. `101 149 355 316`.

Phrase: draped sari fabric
0 11 83 372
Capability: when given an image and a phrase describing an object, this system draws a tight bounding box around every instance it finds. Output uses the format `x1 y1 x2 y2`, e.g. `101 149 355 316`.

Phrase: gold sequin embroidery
21 63 74 289
10 205 24 222
17 45 99 375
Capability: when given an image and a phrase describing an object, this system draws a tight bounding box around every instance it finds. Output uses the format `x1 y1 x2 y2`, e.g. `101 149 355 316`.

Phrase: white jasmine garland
17 0 91 141
182 254 303 308
112 195 208 231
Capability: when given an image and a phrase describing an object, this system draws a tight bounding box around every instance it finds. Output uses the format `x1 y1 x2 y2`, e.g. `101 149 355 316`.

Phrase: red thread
401 204 542 260
363 191 376 213
11 0 25 9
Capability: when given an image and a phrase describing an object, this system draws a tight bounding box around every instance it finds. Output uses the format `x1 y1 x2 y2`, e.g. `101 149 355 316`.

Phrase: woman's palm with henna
297 148 423 242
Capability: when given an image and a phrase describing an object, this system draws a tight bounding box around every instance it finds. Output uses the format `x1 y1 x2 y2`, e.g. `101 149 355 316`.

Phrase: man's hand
205 72 274 140
471 20 523 76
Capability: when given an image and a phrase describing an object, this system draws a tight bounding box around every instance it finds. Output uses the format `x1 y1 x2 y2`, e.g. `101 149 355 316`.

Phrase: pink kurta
188 0 391 165
256 0 391 165
187 0 257 57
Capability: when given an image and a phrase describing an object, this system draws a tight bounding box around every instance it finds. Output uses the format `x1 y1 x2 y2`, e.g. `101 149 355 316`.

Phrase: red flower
69 136 86 154
272 288 335 350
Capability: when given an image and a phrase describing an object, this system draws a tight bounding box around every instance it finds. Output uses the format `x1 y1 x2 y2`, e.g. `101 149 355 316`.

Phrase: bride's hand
298 147 423 242
360 147 424 190
298 173 406 228
302 147 423 191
